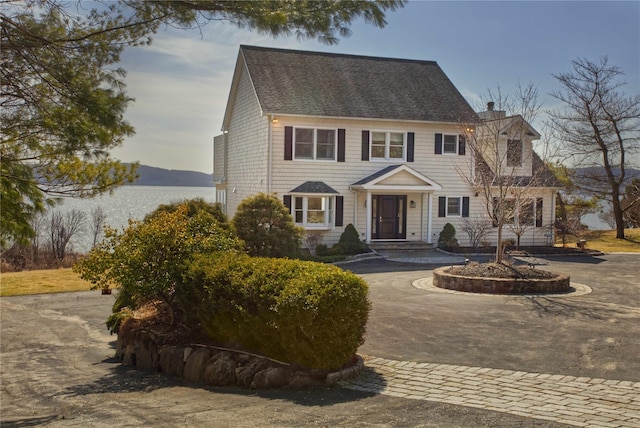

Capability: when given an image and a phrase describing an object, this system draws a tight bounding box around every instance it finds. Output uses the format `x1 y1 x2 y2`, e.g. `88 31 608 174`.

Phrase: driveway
1 254 638 427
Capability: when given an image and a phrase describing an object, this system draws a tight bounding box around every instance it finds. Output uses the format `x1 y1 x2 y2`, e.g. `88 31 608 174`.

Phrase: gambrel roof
224 45 479 127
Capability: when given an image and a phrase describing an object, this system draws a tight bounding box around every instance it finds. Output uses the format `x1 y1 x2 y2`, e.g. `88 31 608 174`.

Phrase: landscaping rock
250 366 292 389
235 358 270 388
183 348 211 383
158 346 184 377
203 352 237 386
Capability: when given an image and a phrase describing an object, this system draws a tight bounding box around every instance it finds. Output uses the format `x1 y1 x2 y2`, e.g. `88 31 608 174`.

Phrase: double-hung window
447 197 462 217
443 134 459 154
438 196 470 218
293 195 335 228
371 131 405 161
294 128 336 161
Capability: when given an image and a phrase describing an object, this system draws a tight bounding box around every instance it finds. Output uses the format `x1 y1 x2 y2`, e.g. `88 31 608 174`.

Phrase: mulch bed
447 262 559 279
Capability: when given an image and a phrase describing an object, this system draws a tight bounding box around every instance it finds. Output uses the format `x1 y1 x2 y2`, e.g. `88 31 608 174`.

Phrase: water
51 186 216 253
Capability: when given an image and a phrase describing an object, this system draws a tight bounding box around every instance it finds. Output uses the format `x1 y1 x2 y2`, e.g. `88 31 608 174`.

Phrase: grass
556 228 640 253
0 268 95 297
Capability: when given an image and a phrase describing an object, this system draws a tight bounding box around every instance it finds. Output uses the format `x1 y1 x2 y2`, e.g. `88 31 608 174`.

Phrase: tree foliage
548 57 640 239
1 0 404 247
622 178 640 228
232 193 303 258
74 203 242 324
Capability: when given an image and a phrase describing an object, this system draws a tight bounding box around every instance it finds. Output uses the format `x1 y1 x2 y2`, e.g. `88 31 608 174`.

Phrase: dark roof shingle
240 45 479 123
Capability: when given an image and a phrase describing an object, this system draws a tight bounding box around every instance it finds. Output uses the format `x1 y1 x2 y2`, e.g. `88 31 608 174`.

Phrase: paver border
413 277 592 297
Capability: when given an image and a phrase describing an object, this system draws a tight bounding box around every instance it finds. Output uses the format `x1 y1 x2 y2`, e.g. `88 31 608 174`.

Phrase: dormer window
507 139 523 167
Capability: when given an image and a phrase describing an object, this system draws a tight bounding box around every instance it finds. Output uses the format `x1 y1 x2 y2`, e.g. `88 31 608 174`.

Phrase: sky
113 1 640 174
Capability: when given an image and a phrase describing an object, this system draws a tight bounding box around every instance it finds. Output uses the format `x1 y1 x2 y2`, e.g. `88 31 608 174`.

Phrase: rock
183 348 211 383
235 358 271 388
158 346 185 377
325 372 342 386
135 340 158 371
203 352 237 386
286 374 324 389
250 367 292 389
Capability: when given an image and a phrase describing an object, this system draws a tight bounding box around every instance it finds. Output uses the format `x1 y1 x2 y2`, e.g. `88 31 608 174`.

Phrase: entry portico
350 165 442 244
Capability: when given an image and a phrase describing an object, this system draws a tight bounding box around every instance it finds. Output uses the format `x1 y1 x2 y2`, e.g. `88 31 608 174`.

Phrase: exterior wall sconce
272 117 279 123
410 200 416 208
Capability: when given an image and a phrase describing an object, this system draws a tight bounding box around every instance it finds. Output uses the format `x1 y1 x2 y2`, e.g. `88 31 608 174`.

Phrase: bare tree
460 83 559 262
548 57 640 239
90 206 107 248
49 210 86 260
598 204 617 230
460 216 492 250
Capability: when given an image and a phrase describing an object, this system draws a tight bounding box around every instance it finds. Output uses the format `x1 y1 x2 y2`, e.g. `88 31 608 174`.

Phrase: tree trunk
496 225 503 263
612 189 626 239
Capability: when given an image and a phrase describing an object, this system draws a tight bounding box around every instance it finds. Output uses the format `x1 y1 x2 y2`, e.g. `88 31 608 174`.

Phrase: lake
52 186 216 253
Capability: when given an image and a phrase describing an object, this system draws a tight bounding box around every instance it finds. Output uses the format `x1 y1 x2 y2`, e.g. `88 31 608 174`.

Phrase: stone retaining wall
433 267 571 294
115 328 362 389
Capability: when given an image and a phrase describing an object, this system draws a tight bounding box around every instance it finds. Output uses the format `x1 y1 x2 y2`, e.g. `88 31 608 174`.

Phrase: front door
372 195 407 239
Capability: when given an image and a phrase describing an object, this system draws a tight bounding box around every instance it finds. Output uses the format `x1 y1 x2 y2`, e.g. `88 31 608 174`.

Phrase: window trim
445 196 462 217
292 195 335 229
442 134 459 155
369 130 407 161
293 127 338 161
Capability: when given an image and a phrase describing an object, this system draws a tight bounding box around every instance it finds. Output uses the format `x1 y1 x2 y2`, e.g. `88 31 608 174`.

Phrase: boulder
183 348 211 383
158 346 185 377
250 367 292 389
235 358 271 388
203 352 237 386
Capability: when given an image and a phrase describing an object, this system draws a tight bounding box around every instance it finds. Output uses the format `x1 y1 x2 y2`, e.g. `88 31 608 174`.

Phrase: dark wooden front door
373 195 406 239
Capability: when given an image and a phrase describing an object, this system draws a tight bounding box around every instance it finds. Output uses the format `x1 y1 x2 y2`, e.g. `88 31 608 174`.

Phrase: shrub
232 193 303 258
145 198 228 225
74 204 242 325
184 253 371 370
438 223 459 250
333 224 367 255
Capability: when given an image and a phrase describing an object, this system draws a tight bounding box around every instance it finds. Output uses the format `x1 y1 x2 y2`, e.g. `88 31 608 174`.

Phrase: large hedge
74 203 242 322
184 253 371 370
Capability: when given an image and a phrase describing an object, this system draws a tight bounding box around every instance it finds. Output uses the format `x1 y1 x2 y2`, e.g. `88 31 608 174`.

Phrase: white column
427 192 433 244
365 191 372 243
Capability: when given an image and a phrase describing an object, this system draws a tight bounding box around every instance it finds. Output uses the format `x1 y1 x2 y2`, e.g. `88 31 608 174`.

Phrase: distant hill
128 164 214 187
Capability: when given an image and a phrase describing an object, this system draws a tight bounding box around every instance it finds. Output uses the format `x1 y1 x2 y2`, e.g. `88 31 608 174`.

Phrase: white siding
225 66 269 216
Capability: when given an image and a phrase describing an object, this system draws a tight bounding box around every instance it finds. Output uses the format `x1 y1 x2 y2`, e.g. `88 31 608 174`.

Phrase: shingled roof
236 45 479 123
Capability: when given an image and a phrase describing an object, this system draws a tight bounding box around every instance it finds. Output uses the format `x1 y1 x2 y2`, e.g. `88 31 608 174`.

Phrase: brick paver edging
340 356 640 427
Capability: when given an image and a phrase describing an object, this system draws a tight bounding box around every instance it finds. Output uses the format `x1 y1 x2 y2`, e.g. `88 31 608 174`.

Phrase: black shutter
361 131 370 161
284 126 293 160
462 197 470 217
438 196 446 217
335 196 344 227
337 129 346 162
407 132 415 162
458 135 466 156
435 133 443 154
283 195 292 213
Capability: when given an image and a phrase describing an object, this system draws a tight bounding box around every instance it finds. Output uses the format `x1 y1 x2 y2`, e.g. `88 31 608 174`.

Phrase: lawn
556 228 640 253
0 268 95 297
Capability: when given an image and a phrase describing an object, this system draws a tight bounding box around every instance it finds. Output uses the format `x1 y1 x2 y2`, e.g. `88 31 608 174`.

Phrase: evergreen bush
333 223 368 255
232 193 303 258
184 253 371 370
437 223 459 250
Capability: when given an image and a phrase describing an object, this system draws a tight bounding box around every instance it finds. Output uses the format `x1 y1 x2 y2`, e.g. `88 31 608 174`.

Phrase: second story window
443 134 458 154
507 139 523 167
294 128 336 161
371 131 405 161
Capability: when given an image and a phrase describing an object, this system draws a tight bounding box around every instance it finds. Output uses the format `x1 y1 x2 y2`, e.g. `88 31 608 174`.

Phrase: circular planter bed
433 263 570 294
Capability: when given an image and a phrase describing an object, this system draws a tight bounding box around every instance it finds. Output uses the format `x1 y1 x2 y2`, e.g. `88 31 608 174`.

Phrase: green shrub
184 253 371 370
74 203 242 325
145 198 228 225
333 224 368 255
438 223 459 250
232 193 303 258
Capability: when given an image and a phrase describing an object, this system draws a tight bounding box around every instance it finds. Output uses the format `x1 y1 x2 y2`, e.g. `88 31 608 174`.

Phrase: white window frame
292 195 335 229
216 189 227 214
443 134 459 154
446 196 462 217
293 127 337 161
370 131 406 161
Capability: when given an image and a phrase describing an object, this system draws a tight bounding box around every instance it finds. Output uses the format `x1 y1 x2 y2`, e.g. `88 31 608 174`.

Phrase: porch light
272 117 279 123
410 200 416 208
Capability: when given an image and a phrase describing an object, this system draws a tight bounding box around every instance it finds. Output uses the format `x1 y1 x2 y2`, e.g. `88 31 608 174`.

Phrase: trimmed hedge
184 253 371 370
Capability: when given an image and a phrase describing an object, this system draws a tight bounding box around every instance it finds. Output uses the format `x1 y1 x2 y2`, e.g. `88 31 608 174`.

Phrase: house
214 45 560 248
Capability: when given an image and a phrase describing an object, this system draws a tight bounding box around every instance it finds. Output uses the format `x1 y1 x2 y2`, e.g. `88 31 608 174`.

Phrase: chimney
487 101 495 111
